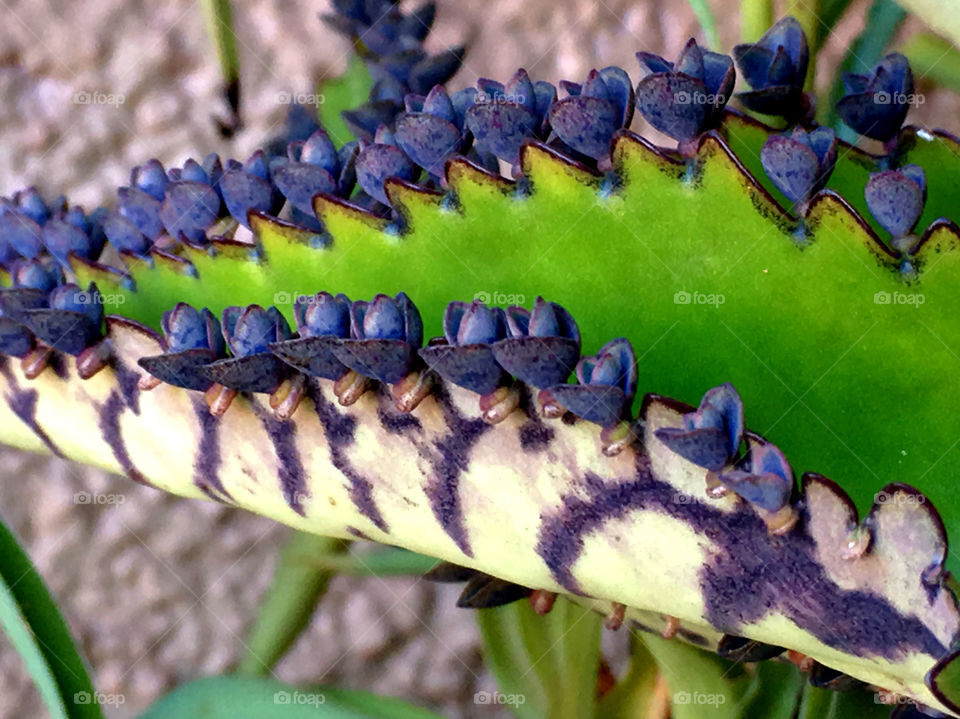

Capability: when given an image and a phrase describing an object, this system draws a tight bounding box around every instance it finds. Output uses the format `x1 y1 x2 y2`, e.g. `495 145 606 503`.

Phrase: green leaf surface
477 597 601 719
797 684 891 719
238 531 347 676
902 31 960 93
898 0 960 49
686 0 719 48
303 546 440 577
595 637 662 719
318 54 374 147
0 515 102 719
138 676 445 719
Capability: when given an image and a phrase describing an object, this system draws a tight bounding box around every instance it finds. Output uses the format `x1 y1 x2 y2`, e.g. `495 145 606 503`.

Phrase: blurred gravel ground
0 1 957 717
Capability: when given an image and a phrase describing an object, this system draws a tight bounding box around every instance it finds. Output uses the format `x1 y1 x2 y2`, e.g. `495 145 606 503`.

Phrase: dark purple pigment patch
376 387 423 435
113 360 141 414
536 450 946 661
251 399 308 516
346 525 372 540
0 357 64 456
422 384 491 557
517 385 554 452
98 389 150 486
309 380 389 533
190 397 231 503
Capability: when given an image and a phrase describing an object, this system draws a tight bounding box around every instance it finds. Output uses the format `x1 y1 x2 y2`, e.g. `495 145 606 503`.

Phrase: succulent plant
837 53 915 148
7 5 960 718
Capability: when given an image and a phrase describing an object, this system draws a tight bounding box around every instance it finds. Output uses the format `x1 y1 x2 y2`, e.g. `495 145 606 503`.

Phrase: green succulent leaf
477 596 602 719
318 54 374 147
137 676 446 719
237 531 347 676
902 31 960 93
0 515 102 719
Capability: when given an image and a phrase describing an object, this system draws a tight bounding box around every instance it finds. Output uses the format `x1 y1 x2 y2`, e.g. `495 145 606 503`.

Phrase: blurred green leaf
319 55 374 147
642 633 752 719
902 31 960 93
477 596 602 719
0 515 102 718
739 661 804 719
237 531 347 676
814 0 857 48
785 0 822 88
687 0 719 48
797 684 891 719
138 676 445 718
824 0 908 134
740 0 774 43
595 636 662 719
898 0 960 49
305 546 440 577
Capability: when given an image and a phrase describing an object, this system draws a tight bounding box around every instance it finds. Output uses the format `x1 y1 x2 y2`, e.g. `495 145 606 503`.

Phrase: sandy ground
0 1 957 717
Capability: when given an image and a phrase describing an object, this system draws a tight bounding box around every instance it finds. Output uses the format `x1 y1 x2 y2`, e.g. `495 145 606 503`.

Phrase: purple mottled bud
42 218 91 263
300 129 339 174
220 168 277 228
761 126 836 209
394 112 462 176
655 382 744 471
0 210 43 259
12 258 62 291
493 298 581 389
49 282 103 327
719 441 793 512
577 338 637 398
117 186 164 240
180 158 209 185
131 159 168 201
733 16 809 119
15 188 50 224
355 144 417 206
360 294 403 340
636 38 734 146
451 87 478 130
549 95 619 160
103 209 151 256
445 301 507 345
222 305 292 357
422 85 457 124
466 100 537 165
865 165 926 238
295 292 351 337
836 53 914 143
243 150 270 181
343 101 402 142
514 297 580 342
158 181 221 244
272 162 337 216
162 303 225 354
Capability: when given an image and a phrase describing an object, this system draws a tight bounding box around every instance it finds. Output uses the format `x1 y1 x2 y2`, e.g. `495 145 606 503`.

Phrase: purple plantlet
636 38 734 153
270 292 352 380
760 126 837 213
138 303 226 391
355 143 417 206
130 159 168 201
733 16 810 121
491 297 581 389
158 181 222 245
865 165 926 247
116 186 165 240
394 112 462 177
0 210 44 259
271 162 338 216
333 293 423 384
836 53 914 146
20 282 103 355
199 305 293 395
654 382 744 472
419 300 509 395
541 338 637 427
